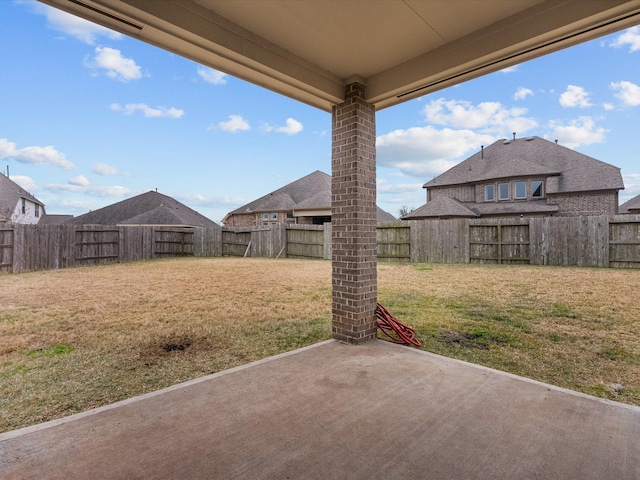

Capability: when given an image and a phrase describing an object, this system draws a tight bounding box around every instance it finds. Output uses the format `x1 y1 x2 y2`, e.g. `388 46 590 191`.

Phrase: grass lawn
1 257 638 433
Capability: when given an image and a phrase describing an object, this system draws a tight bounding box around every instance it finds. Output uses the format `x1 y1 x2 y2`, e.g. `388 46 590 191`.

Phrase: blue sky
1 1 639 223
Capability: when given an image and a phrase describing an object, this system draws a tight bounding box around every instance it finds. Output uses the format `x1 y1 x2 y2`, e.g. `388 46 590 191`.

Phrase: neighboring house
619 194 640 214
0 173 45 224
67 191 219 228
223 170 396 227
403 136 624 220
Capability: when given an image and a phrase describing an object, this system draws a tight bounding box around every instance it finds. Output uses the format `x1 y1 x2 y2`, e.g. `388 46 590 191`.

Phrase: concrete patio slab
1 339 639 479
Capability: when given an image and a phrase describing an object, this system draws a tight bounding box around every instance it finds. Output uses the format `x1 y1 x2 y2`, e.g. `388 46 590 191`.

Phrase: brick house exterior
223 170 395 227
404 136 623 220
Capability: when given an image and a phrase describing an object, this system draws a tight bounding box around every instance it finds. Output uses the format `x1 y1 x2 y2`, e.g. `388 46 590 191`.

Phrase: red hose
375 303 421 347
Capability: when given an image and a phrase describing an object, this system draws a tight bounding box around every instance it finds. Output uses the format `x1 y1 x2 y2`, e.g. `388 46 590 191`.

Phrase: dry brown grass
378 263 640 405
0 258 332 433
1 258 639 433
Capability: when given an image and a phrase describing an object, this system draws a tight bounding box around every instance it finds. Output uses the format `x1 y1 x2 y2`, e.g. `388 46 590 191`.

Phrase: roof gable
424 136 623 194
68 191 218 227
0 174 45 213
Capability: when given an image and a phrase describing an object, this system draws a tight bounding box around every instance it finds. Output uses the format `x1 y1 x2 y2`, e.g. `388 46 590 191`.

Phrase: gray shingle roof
0 174 45 220
229 171 331 214
404 198 559 219
424 136 623 194
403 196 478 219
67 191 219 228
38 214 74 225
227 170 395 221
620 194 640 213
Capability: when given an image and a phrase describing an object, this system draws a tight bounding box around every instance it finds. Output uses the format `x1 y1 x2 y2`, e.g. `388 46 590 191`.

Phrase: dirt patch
438 329 492 349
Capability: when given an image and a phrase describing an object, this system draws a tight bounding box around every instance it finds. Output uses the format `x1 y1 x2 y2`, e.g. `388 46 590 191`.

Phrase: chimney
513 132 516 140
481 145 484 159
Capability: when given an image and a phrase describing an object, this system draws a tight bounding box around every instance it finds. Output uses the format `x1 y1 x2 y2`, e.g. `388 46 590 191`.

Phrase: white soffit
39 0 640 111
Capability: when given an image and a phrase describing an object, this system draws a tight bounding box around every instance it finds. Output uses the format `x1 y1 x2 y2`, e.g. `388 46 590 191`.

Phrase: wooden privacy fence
409 215 640 268
223 216 640 268
1 224 222 274
3 214 640 274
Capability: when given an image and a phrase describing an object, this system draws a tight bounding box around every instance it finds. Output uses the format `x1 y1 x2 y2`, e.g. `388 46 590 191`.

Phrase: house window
262 213 269 220
484 185 494 201
532 180 544 198
515 181 526 199
21 198 26 214
271 213 277 220
35 204 40 217
499 182 509 200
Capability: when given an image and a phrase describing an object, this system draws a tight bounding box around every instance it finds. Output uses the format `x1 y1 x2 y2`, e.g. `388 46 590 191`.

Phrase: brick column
331 82 377 344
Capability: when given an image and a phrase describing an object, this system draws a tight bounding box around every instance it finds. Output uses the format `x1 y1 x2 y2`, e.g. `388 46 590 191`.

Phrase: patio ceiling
40 0 640 112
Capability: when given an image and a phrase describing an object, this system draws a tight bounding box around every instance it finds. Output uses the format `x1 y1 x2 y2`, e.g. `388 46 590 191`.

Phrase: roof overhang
292 208 331 217
38 0 640 112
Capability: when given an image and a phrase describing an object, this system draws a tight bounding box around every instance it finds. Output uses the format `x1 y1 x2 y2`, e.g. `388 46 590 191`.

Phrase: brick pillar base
331 83 377 344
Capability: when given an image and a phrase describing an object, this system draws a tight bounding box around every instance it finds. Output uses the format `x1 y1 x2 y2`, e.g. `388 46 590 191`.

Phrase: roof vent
525 137 534 141
503 140 511 145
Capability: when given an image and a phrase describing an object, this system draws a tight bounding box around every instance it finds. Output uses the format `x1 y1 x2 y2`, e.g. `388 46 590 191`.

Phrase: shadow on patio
1 339 639 479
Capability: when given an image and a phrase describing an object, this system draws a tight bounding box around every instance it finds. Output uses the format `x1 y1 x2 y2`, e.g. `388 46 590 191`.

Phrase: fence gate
222 229 252 257
377 223 411 262
286 227 324 259
75 228 119 264
469 223 530 264
0 228 14 273
608 220 640 268
154 228 195 257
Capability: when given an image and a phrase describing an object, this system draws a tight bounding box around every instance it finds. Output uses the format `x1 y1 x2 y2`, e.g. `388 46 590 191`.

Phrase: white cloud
610 81 640 106
218 115 250 133
86 47 142 82
46 182 132 198
546 117 607 148
10 175 37 192
174 193 247 208
69 175 90 186
197 66 228 85
0 138 74 169
93 163 124 176
422 98 538 135
514 87 533 100
500 66 518 73
376 126 495 177
110 103 184 118
559 85 592 108
610 26 640 52
376 181 424 194
261 118 303 135
603 102 615 111
32 3 122 45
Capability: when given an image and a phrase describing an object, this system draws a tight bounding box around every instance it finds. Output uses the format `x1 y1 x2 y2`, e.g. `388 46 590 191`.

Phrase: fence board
410 218 468 263
0 228 13 273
